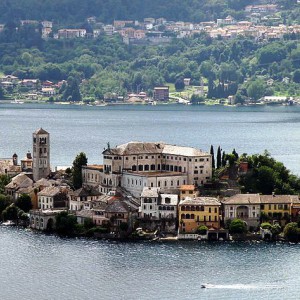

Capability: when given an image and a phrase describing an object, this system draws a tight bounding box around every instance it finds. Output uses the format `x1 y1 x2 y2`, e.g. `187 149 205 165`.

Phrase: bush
261 222 272 230
283 222 299 242
229 219 247 234
197 225 208 235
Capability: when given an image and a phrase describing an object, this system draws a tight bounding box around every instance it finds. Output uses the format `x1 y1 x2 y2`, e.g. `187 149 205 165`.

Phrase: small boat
1 220 16 226
201 284 207 289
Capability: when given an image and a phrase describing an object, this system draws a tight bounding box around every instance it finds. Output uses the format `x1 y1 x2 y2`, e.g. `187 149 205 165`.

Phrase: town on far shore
1 2 300 106
1 128 300 242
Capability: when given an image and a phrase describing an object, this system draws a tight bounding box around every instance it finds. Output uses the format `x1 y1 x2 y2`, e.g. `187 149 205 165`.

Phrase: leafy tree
293 70 300 83
119 222 129 232
0 174 10 194
175 77 185 91
15 194 32 212
229 218 247 234
247 80 265 100
72 152 88 189
84 217 94 230
197 225 208 235
2 203 18 221
0 194 12 217
55 211 77 236
283 222 299 242
261 222 272 230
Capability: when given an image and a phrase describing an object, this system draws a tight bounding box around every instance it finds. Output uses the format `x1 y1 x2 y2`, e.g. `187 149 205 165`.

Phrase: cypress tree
217 146 222 169
222 151 226 167
210 145 215 169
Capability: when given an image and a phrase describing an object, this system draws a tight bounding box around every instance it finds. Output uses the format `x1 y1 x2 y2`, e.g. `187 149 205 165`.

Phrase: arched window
139 165 143 171
132 165 137 171
151 164 155 171
186 214 191 219
181 214 186 219
144 165 149 171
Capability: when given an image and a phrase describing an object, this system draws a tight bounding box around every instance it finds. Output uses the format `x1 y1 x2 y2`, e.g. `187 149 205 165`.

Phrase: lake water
1 103 300 174
0 227 298 300
1 103 300 299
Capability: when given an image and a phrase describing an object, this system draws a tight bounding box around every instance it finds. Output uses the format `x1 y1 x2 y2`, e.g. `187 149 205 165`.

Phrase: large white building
83 141 212 198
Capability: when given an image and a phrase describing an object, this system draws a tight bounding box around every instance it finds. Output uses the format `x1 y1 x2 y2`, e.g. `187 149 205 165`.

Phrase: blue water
1 103 300 299
0 227 297 300
1 103 300 174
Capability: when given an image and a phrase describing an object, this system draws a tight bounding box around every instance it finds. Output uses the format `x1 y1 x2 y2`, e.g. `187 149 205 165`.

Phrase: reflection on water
0 227 298 300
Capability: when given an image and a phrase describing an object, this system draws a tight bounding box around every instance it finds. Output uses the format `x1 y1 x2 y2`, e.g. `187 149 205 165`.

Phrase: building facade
179 197 221 233
33 128 50 182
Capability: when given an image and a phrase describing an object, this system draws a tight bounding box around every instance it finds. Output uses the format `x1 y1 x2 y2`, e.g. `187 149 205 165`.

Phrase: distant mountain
0 0 254 25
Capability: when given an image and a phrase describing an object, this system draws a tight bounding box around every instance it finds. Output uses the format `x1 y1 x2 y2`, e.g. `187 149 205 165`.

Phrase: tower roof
34 128 48 134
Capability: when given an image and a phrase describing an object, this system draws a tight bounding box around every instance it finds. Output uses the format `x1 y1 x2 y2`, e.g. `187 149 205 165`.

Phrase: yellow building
179 185 199 200
260 194 299 225
178 197 221 233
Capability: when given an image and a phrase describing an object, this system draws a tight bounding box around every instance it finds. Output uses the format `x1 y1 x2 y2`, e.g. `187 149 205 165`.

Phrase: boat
10 99 24 104
201 284 207 289
1 220 16 226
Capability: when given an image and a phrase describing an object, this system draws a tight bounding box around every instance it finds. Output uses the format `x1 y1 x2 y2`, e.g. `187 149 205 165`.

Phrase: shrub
261 222 272 230
197 225 208 235
283 222 299 242
229 219 247 234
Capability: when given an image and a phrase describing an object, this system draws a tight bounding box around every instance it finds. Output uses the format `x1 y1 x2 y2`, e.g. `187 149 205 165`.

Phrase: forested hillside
0 0 255 24
0 0 299 102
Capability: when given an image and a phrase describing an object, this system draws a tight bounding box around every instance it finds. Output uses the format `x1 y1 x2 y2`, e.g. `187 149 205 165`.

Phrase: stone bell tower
33 128 50 182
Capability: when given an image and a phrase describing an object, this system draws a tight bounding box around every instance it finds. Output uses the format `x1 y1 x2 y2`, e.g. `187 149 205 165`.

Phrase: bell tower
33 128 50 181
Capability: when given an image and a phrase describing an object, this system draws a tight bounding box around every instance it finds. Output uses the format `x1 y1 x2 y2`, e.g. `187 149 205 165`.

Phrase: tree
210 145 215 169
175 77 185 91
55 211 77 236
2 203 18 221
216 146 222 169
283 222 299 242
293 70 300 83
72 152 88 189
229 219 247 234
197 225 208 235
0 194 12 217
247 80 265 100
15 194 32 212
0 174 10 194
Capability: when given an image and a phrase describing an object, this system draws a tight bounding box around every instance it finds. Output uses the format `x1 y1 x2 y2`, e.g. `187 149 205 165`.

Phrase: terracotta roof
180 185 196 191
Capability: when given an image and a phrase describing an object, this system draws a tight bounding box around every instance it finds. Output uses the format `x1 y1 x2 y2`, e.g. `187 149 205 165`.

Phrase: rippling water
1 103 300 174
1 103 300 299
0 227 298 300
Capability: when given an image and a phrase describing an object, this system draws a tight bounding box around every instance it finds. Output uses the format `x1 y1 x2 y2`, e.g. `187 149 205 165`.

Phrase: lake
1 103 300 174
0 227 298 300
1 103 300 299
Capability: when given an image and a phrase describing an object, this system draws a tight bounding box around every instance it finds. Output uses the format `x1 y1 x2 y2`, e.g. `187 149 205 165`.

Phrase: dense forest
0 0 299 102
0 0 256 25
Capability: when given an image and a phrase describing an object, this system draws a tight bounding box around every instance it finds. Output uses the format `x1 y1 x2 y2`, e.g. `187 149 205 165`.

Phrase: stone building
33 128 50 182
97 141 212 197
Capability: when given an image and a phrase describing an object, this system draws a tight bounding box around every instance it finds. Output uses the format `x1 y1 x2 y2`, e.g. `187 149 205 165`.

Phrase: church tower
33 128 50 181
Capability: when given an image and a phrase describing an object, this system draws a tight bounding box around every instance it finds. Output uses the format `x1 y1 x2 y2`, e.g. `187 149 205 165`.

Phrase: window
209 207 211 213
194 170 198 174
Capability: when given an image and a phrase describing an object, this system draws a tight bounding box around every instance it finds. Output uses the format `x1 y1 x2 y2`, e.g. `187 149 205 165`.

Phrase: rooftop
180 197 220 206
